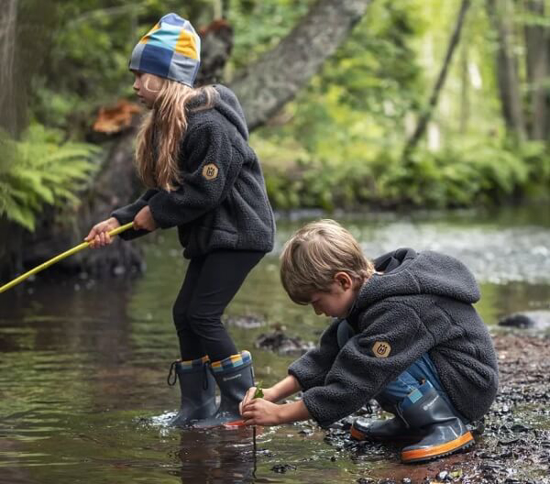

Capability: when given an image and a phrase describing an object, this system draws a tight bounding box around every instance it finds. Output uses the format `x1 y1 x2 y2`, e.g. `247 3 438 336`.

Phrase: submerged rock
498 310 550 330
223 315 266 329
255 330 315 355
271 463 296 473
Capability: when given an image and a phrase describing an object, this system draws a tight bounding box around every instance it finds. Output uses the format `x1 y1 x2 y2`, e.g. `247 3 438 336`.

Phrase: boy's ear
334 272 353 290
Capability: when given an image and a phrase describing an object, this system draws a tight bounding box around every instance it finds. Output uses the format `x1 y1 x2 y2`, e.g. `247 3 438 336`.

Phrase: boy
240 219 498 463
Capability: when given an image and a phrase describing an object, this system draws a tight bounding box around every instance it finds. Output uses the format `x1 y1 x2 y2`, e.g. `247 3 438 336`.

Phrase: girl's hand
85 217 121 248
241 398 282 427
133 206 157 232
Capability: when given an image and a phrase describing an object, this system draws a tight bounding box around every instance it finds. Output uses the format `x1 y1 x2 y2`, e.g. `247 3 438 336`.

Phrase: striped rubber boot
197 351 254 427
167 356 217 427
400 385 474 463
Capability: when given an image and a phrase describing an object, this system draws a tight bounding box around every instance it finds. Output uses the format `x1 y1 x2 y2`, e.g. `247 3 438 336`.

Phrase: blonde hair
136 79 218 191
280 219 374 304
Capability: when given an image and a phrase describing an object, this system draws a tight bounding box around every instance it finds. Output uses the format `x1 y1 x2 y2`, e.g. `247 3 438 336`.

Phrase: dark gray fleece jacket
111 85 275 258
288 248 499 428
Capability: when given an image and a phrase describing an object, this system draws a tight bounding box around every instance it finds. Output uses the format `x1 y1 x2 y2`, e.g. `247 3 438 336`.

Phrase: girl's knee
172 304 190 330
185 310 222 334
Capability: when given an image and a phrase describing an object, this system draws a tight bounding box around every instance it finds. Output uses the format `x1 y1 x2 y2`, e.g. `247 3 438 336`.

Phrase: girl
86 13 275 426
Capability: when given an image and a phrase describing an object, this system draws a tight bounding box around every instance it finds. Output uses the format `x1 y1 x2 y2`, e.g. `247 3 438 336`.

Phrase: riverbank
320 331 550 483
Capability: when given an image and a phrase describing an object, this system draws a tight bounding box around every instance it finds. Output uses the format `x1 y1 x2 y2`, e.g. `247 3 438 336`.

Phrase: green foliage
15 0 550 216
0 125 99 231
261 138 550 211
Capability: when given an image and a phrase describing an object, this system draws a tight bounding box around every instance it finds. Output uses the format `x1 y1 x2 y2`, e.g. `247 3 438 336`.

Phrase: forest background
0 0 549 276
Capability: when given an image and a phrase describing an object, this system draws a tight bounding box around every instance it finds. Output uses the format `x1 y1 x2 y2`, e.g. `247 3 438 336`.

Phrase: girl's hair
280 219 374 304
136 78 218 191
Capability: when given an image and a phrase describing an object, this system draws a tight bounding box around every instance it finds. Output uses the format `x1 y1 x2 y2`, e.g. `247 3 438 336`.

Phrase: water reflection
175 428 257 484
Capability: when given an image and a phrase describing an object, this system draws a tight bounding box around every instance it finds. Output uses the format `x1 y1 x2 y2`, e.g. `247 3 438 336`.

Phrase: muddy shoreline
314 332 550 483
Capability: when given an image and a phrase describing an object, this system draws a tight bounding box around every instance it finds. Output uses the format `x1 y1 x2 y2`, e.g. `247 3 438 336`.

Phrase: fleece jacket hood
355 248 481 312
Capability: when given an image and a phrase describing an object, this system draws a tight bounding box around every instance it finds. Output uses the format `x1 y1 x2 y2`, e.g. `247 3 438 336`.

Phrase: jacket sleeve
147 121 243 228
288 319 341 391
302 302 436 428
111 189 159 241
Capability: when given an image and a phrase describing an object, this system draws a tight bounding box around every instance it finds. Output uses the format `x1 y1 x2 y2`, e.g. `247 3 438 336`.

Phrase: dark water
1 206 549 484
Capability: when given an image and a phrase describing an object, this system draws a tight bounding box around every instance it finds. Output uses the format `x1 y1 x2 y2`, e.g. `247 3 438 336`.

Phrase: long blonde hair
135 79 218 191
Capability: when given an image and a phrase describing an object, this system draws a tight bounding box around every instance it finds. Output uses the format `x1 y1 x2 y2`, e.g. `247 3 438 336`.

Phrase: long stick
0 222 134 294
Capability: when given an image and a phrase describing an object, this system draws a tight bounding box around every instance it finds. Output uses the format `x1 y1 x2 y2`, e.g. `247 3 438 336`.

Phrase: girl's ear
334 272 353 290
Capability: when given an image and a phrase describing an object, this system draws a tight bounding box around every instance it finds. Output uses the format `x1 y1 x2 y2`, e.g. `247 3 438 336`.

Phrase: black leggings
173 249 265 362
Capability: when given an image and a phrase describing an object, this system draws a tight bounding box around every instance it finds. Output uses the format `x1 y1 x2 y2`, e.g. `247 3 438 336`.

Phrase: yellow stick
0 222 134 294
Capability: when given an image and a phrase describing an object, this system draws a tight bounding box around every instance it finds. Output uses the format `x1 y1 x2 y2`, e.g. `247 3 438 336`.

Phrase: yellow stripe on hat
139 22 160 44
175 29 199 59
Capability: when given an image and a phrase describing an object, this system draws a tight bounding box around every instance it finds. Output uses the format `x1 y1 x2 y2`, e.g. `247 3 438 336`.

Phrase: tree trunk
402 0 471 161
0 0 18 136
486 0 526 141
524 0 549 141
459 40 470 134
230 0 372 131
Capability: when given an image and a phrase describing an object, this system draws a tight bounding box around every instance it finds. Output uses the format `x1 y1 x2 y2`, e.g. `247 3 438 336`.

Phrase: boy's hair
280 219 374 304
136 80 218 191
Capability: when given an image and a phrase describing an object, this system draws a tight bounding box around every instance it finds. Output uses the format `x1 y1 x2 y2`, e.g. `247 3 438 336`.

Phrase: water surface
1 206 549 483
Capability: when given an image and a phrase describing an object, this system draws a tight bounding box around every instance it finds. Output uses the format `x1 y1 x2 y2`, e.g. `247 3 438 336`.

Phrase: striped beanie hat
129 13 201 87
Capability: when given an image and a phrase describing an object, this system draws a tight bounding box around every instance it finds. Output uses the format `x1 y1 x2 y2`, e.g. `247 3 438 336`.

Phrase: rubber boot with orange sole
400 387 474 463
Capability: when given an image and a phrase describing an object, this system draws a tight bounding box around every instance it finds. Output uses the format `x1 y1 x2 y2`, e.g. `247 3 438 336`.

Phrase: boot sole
401 431 474 463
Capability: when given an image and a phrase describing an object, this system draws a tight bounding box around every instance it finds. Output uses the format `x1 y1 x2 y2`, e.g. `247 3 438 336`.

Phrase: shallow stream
1 205 549 483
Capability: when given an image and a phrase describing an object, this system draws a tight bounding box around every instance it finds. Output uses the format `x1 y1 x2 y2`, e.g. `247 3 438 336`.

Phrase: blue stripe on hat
160 13 186 27
139 44 173 78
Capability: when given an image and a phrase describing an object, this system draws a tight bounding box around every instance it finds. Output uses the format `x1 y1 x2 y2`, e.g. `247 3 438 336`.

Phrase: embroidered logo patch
202 163 219 180
373 341 391 358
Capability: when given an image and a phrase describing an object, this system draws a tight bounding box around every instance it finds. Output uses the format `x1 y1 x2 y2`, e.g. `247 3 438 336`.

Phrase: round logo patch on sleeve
202 163 219 180
372 341 391 358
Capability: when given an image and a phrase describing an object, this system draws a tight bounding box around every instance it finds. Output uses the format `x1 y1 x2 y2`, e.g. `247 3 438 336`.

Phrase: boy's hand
239 386 257 415
85 217 121 248
133 206 157 232
241 398 282 427
240 386 275 415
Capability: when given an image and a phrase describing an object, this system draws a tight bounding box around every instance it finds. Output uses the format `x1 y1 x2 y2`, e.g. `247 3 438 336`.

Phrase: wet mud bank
318 332 550 484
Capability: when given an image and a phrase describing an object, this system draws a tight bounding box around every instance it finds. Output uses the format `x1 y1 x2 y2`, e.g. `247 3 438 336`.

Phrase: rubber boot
400 387 474 463
167 356 217 427
351 413 425 442
351 399 426 442
197 351 255 427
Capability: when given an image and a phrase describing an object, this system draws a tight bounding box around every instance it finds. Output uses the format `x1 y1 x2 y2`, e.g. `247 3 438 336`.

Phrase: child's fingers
89 235 100 249
241 387 256 410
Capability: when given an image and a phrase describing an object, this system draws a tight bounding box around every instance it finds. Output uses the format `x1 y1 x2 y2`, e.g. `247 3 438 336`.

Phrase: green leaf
253 386 264 399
